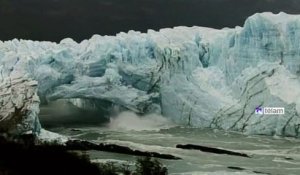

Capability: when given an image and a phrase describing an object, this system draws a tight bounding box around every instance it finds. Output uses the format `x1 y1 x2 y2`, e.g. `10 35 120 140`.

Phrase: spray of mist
108 111 176 131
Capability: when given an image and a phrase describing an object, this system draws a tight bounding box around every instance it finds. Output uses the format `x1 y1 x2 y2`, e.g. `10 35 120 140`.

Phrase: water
40 103 300 175
48 125 300 175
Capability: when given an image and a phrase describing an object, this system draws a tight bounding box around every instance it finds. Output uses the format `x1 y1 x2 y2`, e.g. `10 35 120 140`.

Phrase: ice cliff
1 12 300 137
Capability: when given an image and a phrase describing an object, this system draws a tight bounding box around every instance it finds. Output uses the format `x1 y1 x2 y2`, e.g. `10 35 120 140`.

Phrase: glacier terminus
1 12 300 138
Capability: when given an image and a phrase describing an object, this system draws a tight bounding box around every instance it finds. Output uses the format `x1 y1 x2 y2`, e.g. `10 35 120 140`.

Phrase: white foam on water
272 157 300 165
170 171 257 175
91 159 131 164
38 129 69 144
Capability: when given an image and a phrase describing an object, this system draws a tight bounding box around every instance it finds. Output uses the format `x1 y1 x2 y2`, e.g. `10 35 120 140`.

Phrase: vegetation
0 135 101 175
97 157 168 175
0 134 168 175
135 157 168 175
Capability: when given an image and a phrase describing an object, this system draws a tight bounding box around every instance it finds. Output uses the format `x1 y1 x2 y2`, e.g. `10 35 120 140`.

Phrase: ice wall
1 12 300 137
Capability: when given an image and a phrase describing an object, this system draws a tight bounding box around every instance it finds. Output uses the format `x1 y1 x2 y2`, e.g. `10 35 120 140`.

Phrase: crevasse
1 12 300 137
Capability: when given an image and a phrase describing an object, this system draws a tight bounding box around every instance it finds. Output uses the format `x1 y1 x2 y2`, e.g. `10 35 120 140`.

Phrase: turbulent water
43 108 300 175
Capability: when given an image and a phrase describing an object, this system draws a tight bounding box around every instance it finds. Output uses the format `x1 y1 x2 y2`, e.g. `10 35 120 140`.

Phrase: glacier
1 12 300 137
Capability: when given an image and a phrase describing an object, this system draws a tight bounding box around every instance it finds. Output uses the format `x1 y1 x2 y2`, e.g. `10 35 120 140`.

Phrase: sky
0 0 300 42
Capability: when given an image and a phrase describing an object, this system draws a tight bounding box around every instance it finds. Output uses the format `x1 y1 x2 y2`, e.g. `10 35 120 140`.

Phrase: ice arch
1 12 300 137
